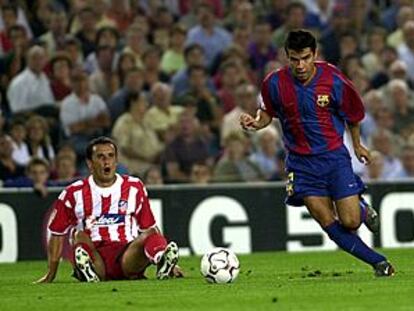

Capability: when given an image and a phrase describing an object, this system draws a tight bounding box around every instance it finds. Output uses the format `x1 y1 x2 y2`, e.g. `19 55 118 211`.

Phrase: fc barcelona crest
316 94 330 107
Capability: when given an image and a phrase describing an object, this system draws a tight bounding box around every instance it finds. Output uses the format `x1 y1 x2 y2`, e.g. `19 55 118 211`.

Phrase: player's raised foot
374 261 395 277
157 241 179 280
74 246 100 282
365 204 380 234
360 197 380 234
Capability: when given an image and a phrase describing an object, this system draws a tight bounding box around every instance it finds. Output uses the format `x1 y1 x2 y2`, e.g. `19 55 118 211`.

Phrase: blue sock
324 221 385 265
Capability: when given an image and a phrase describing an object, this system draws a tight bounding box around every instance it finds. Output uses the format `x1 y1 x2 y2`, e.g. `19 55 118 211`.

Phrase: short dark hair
126 92 145 111
27 157 50 174
86 136 118 160
284 29 316 54
184 43 204 59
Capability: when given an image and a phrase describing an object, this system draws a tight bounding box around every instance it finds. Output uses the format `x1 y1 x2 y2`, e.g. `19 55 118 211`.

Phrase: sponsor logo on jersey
89 214 126 227
316 94 329 107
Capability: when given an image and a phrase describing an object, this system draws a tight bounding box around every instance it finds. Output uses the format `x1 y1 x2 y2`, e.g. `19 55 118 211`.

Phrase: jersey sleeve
338 77 365 124
134 181 156 231
259 71 278 118
49 189 77 235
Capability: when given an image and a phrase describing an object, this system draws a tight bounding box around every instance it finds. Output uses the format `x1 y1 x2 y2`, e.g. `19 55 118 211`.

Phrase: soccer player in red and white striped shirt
36 137 182 283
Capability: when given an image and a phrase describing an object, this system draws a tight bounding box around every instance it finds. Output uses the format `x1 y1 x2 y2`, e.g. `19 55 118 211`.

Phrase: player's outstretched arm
34 235 65 284
239 109 272 131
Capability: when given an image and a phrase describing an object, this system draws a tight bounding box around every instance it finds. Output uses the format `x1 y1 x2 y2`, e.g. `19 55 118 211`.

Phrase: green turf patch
0 248 412 311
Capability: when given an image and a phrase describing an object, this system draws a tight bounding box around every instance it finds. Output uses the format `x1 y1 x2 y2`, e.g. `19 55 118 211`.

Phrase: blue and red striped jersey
260 61 364 155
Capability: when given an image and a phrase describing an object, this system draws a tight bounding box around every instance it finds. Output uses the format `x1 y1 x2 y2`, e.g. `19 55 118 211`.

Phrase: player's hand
33 272 55 284
172 265 184 278
239 113 258 131
354 144 372 165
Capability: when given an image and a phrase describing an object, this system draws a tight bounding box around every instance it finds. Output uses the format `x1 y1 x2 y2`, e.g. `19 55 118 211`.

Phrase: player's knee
73 230 90 243
340 217 361 231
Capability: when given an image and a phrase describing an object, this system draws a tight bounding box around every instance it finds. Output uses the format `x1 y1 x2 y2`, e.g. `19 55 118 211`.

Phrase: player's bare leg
335 195 362 230
121 228 182 279
303 196 336 227
121 228 154 279
305 195 394 276
72 230 105 281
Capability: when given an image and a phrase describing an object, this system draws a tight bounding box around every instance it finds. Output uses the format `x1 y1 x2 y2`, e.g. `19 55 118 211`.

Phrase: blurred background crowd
0 0 414 195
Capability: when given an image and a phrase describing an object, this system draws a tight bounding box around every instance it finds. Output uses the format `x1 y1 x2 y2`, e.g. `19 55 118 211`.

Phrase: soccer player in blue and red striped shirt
240 30 394 277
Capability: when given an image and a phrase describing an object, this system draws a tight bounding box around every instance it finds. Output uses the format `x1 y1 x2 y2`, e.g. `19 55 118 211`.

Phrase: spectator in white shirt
7 45 55 114
60 71 110 157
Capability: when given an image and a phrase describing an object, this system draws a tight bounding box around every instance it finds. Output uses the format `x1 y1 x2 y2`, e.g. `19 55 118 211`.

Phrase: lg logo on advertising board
0 203 18 262
150 196 252 256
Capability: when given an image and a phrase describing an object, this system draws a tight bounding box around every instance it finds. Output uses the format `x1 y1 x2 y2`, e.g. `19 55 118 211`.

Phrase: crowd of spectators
1 0 414 193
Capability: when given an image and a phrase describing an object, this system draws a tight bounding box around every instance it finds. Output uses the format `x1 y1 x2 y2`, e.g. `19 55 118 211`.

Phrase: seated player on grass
36 136 183 283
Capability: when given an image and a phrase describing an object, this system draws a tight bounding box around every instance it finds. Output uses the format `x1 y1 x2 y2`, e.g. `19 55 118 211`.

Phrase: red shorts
94 241 130 280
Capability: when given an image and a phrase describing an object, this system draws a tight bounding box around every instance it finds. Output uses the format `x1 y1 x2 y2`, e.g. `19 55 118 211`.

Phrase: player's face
287 48 317 83
87 143 117 186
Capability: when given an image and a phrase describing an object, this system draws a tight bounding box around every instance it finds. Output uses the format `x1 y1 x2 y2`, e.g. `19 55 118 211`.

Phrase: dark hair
2 4 18 16
285 2 306 16
27 157 50 173
125 92 143 111
95 26 120 46
284 29 316 54
184 43 204 59
50 52 73 72
86 137 118 160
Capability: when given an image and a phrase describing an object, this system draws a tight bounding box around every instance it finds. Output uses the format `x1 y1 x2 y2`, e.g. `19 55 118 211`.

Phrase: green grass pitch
0 248 413 311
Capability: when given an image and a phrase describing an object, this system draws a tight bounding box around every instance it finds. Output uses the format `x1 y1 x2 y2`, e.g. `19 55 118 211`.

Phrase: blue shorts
285 145 365 206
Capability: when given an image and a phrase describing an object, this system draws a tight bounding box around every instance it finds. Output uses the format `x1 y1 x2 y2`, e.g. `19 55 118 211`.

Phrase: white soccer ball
200 247 240 284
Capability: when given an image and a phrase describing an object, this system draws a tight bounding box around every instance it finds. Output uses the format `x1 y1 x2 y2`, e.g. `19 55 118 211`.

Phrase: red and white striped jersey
49 174 156 244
